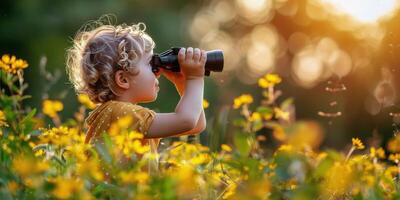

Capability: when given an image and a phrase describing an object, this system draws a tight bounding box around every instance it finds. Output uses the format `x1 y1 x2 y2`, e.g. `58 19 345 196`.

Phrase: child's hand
178 47 207 80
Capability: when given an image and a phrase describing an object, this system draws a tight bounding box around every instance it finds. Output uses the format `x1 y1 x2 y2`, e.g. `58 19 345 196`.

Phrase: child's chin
143 95 157 103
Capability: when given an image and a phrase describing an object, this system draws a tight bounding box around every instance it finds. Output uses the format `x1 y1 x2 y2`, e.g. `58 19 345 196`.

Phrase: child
65 19 207 164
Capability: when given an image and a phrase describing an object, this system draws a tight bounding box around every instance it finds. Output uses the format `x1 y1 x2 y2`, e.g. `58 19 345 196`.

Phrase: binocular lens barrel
151 47 224 76
204 50 224 72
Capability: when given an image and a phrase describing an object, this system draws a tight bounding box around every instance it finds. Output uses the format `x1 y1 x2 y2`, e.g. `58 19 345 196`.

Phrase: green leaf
280 98 294 110
234 131 252 157
20 108 36 134
256 106 273 115
233 118 246 127
252 120 264 132
93 182 119 197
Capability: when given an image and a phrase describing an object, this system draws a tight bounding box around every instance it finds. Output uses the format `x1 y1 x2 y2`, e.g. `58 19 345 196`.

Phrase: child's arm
175 109 206 136
145 47 206 138
173 85 206 136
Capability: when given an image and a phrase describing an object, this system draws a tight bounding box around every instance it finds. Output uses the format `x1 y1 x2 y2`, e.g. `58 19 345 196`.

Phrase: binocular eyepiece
150 47 224 76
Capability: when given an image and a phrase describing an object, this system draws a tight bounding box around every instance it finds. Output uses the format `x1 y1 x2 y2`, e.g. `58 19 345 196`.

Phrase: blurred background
2 0 400 151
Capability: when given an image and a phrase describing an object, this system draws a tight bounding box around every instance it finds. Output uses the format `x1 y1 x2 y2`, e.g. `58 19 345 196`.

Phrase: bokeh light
292 47 324 88
235 0 274 24
321 0 399 23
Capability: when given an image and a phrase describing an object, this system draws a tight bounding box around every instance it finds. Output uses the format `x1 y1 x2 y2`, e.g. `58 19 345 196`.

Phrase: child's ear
115 70 130 89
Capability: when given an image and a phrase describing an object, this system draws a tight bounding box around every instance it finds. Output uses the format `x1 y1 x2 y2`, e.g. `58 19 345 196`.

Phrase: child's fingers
193 48 201 62
178 47 186 64
185 47 193 62
200 50 207 64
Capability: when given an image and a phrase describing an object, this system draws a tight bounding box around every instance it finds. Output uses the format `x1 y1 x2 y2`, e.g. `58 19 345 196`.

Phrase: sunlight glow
321 0 398 23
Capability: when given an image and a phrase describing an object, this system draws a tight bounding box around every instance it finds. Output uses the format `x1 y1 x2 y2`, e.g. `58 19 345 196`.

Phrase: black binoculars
150 47 224 76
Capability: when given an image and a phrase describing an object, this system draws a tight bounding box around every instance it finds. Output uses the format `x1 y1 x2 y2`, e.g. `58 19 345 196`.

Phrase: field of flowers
2 54 400 200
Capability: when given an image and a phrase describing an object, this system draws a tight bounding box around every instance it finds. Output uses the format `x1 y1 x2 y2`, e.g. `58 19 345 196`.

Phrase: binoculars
150 47 224 76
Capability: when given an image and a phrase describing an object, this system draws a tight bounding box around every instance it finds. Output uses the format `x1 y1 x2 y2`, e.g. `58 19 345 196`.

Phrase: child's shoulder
86 100 155 124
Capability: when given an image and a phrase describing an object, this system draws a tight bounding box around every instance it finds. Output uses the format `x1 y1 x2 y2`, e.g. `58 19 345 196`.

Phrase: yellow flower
49 176 84 199
42 99 63 118
6 181 19 194
389 153 400 163
233 94 253 109
76 159 104 181
274 107 290 121
119 171 149 185
352 138 365 150
34 149 45 157
202 99 209 109
387 135 400 153
12 155 49 177
221 144 232 152
38 126 73 146
277 144 293 152
249 112 262 122
266 74 282 84
222 183 237 199
258 73 282 88
77 94 97 109
0 110 8 127
108 115 134 136
370 147 385 159
190 153 211 165
0 54 29 74
114 131 149 156
321 161 353 198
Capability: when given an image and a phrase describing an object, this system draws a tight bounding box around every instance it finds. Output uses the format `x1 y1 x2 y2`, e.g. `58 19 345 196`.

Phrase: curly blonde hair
66 15 156 104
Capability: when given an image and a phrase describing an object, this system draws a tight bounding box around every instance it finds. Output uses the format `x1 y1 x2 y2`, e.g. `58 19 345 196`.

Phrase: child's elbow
193 122 206 135
198 124 206 133
182 118 198 131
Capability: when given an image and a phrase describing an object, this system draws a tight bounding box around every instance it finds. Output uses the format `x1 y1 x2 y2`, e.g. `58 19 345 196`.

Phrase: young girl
65 20 207 166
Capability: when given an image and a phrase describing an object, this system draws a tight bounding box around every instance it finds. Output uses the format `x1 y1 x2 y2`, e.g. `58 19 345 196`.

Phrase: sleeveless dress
84 100 160 174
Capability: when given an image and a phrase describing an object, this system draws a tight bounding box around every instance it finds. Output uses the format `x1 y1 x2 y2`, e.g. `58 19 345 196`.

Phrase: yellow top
84 100 160 153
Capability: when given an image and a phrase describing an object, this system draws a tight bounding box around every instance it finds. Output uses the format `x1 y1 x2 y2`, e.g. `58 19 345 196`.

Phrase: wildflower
387 135 400 153
114 131 150 156
274 107 290 121
277 144 293 152
221 144 232 152
77 94 96 109
190 153 211 165
0 110 8 127
352 138 365 150
64 142 91 162
38 126 72 146
119 171 149 185
0 54 29 74
34 149 45 157
203 99 209 109
249 112 262 122
258 73 282 88
370 147 385 159
49 176 84 199
76 159 104 181
6 181 19 194
321 161 353 198
233 94 253 109
222 183 237 199
12 155 49 177
389 153 400 164
42 99 63 118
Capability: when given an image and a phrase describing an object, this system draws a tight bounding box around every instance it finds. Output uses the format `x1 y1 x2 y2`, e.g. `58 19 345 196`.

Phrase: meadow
1 54 400 199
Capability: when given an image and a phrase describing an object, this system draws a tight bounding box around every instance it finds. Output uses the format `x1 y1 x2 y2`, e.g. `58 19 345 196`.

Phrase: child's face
127 49 160 103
